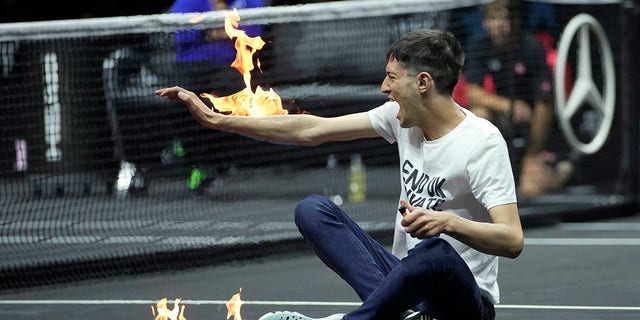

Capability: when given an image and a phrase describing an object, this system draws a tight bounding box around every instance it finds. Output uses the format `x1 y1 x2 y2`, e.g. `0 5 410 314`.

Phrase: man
463 0 572 198
156 29 523 320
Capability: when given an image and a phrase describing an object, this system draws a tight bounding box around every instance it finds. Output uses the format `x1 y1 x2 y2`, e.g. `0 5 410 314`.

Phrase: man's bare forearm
466 83 511 113
217 114 322 146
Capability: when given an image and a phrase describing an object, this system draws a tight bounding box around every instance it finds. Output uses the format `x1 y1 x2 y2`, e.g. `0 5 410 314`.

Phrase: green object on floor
188 166 206 190
174 140 185 158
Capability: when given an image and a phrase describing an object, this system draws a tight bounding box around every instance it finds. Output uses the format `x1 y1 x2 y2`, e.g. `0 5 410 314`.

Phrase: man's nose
380 77 390 94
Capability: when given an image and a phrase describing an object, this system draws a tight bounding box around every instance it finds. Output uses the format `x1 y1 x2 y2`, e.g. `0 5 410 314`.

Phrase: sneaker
115 160 136 198
258 311 345 320
403 310 435 320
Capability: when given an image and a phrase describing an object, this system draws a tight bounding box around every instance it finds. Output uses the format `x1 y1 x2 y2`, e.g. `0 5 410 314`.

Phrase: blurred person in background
169 0 265 95
462 0 573 199
114 0 266 195
164 0 266 192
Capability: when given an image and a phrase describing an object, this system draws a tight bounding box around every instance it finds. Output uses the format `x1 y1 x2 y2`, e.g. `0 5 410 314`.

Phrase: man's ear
418 72 433 94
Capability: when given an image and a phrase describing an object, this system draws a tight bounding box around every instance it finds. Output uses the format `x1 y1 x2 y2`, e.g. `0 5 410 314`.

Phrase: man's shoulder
463 110 503 137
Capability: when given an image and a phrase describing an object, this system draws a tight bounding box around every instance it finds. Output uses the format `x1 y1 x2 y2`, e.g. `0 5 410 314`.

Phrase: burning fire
201 9 287 116
152 298 186 320
226 288 244 320
151 288 244 320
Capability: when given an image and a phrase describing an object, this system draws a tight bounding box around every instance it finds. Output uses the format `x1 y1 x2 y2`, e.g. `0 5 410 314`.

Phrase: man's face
484 10 511 46
381 57 421 128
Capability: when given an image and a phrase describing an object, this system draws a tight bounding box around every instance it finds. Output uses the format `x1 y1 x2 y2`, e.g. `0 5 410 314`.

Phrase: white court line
559 222 640 231
525 238 640 245
0 300 358 306
3 236 637 245
0 300 638 311
496 305 640 311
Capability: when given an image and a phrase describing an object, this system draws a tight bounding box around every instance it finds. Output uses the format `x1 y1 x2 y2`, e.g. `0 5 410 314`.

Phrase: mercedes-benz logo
554 14 616 155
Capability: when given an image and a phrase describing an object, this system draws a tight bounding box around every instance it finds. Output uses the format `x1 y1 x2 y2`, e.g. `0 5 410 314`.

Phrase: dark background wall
0 0 174 23
0 0 334 23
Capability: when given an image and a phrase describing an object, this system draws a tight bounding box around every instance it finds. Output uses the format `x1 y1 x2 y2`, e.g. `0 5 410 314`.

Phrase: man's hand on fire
155 86 224 130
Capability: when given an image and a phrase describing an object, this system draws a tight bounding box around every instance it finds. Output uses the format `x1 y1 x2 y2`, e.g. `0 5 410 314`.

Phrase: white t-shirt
368 101 517 304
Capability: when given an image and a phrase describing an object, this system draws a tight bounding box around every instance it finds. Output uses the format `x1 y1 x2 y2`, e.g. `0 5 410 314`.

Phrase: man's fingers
399 199 413 212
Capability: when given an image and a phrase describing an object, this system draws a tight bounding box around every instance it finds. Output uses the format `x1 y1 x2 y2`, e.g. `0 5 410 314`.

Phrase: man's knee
408 238 461 267
294 194 330 227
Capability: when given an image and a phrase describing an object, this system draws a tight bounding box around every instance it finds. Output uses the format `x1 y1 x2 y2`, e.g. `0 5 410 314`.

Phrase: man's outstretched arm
155 86 380 146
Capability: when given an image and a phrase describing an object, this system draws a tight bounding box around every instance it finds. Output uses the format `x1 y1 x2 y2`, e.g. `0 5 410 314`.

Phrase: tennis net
0 0 636 291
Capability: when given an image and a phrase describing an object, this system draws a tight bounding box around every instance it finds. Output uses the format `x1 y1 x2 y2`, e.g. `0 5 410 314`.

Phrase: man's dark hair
386 29 465 95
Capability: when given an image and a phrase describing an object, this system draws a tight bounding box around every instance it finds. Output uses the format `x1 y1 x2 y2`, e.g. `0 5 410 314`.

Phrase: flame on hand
201 9 287 116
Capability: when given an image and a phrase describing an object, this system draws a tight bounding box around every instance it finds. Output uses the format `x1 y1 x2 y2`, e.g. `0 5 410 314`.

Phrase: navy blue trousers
294 194 494 320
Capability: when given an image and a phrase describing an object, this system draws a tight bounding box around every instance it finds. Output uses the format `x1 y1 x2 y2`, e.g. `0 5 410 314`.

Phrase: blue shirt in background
170 0 265 64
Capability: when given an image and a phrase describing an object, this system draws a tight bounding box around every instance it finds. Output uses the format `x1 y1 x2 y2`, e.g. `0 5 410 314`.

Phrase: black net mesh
0 0 635 291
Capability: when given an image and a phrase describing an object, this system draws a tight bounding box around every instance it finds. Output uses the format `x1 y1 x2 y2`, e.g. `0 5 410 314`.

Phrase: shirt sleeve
244 0 265 8
170 0 211 13
466 131 517 209
368 102 399 144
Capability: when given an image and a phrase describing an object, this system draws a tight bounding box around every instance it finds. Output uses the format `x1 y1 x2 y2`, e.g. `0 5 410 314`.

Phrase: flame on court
200 9 287 116
152 298 187 320
151 288 244 320
226 288 244 320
